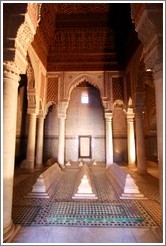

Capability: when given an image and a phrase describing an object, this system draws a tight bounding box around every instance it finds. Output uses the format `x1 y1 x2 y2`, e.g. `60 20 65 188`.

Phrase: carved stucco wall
52 71 125 112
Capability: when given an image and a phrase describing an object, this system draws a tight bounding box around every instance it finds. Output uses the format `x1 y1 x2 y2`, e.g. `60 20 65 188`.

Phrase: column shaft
36 117 45 168
127 115 136 166
135 108 147 174
26 113 36 170
153 66 163 209
3 63 20 242
105 113 113 165
58 117 66 165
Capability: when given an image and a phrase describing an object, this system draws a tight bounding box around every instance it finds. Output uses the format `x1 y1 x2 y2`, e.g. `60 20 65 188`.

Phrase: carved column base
3 221 20 243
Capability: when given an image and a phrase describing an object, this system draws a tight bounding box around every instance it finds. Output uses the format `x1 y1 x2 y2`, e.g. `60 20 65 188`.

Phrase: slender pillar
36 116 45 169
153 63 163 210
58 116 66 165
26 113 37 171
3 62 20 242
126 108 136 166
135 107 147 174
105 112 113 165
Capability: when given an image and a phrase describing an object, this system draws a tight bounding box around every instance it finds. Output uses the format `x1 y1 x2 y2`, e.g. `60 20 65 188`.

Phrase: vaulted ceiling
31 3 140 71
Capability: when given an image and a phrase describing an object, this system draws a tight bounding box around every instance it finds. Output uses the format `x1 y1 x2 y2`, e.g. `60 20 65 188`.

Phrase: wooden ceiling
31 3 140 71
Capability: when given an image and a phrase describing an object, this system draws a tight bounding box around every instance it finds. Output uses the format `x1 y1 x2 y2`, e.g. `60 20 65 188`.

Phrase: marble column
105 112 113 165
135 107 147 174
153 63 163 210
3 62 20 242
58 116 66 165
26 113 37 171
36 116 45 169
126 108 136 166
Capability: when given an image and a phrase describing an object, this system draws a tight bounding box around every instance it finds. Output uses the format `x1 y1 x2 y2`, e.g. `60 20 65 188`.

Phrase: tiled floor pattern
12 165 161 230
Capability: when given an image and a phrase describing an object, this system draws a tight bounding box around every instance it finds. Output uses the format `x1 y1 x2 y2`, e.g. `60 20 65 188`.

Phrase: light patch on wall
81 91 89 104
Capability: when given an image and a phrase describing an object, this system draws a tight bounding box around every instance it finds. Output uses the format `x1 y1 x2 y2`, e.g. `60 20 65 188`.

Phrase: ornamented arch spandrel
66 74 107 109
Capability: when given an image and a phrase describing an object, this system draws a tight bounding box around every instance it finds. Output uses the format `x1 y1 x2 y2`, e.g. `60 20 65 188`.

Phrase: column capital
58 113 66 120
37 113 45 120
126 107 135 120
105 111 113 120
28 112 37 118
3 61 21 82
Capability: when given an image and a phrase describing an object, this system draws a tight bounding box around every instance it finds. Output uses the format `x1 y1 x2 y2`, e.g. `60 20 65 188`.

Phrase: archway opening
66 82 105 163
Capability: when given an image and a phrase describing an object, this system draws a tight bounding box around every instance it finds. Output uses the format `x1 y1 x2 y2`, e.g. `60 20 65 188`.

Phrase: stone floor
11 161 163 244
